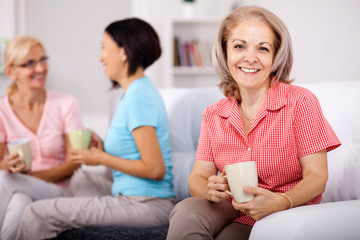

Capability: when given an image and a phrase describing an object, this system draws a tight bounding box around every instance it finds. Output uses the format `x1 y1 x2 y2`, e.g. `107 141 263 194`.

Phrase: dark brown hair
105 18 162 88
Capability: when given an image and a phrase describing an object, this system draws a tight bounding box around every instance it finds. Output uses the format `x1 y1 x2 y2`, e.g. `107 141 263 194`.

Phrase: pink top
196 81 341 226
0 90 84 172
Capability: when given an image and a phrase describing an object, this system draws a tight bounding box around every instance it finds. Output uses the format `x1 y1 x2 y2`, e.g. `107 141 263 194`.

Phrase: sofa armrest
249 200 360 240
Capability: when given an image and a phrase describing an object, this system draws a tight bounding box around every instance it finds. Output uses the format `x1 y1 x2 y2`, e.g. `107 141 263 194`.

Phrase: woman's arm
232 149 328 220
70 126 166 180
30 135 81 182
0 142 6 170
280 149 328 206
188 160 230 202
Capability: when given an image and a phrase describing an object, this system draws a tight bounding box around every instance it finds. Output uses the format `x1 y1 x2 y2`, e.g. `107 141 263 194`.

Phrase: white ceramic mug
69 129 91 149
7 138 32 171
224 161 258 203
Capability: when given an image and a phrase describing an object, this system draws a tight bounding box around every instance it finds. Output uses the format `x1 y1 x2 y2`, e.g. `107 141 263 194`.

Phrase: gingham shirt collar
214 81 288 119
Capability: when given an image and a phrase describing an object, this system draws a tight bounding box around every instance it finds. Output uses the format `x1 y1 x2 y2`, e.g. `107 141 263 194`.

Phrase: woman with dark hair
167 6 340 240
16 18 175 240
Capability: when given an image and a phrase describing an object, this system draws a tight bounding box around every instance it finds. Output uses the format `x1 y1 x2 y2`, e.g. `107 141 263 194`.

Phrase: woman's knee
0 192 32 240
170 197 205 220
20 199 48 225
169 197 217 230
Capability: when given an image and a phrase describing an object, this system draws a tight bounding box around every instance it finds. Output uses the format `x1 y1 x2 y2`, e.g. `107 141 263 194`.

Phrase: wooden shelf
173 66 215 75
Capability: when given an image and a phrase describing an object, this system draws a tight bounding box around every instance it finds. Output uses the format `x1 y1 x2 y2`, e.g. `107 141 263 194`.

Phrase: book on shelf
173 37 212 68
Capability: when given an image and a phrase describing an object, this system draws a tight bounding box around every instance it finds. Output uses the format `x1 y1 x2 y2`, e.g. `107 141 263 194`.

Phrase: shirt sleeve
126 93 158 132
294 92 341 158
61 95 84 133
195 110 214 162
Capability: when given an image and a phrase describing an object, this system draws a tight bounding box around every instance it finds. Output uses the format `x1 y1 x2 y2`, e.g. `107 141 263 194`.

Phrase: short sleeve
195 110 214 161
61 95 84 133
126 93 158 132
294 93 341 157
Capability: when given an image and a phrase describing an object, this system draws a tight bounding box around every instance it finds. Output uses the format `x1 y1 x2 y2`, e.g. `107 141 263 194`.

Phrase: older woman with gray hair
167 5 340 240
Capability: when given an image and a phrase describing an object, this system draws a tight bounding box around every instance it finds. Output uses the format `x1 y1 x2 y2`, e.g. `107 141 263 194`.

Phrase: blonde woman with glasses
0 36 84 240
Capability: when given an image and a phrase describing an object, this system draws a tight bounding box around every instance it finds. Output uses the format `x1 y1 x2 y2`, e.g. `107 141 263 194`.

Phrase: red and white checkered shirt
196 81 341 226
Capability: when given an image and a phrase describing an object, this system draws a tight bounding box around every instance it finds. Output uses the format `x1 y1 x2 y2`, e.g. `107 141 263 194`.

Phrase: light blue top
104 76 174 198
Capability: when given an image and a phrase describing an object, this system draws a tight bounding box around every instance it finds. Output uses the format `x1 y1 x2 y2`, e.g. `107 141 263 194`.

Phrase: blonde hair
213 5 293 99
4 36 45 95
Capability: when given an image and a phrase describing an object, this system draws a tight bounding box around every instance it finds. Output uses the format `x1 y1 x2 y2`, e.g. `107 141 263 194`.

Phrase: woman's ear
119 48 127 62
4 65 17 80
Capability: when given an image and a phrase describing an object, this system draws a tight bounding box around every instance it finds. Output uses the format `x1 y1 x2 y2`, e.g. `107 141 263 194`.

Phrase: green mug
69 129 91 149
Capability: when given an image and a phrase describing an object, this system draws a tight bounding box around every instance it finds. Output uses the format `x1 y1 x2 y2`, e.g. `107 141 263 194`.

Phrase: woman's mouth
31 74 45 80
240 67 259 73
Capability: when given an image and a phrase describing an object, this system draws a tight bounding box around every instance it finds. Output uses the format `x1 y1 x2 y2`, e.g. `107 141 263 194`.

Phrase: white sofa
81 80 360 239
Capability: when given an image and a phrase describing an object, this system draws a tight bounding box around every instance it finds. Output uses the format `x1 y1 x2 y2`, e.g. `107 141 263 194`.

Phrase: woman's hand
207 171 231 203
231 186 290 220
70 147 104 166
5 153 27 173
90 131 104 150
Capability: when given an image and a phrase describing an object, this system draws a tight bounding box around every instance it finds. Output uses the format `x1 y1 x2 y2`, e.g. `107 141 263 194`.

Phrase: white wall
258 0 360 83
25 0 131 117
0 0 15 37
0 0 16 95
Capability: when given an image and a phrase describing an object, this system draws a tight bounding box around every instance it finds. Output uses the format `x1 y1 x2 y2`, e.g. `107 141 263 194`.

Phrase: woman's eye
234 44 244 49
259 47 269 52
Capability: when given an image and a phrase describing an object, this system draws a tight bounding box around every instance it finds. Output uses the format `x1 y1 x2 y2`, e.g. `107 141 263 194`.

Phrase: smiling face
99 32 127 83
226 20 275 91
10 45 48 92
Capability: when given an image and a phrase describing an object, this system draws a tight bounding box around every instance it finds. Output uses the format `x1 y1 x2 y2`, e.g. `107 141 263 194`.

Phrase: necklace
239 105 255 122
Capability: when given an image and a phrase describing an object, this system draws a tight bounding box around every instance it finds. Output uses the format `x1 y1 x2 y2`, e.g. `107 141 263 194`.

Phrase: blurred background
1 0 359 135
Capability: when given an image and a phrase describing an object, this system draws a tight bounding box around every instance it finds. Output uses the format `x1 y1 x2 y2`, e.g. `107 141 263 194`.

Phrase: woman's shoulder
46 90 80 105
202 97 234 118
284 83 321 110
287 83 317 99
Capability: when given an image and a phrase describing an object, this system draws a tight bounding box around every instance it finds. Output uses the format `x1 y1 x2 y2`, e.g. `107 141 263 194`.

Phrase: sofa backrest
297 80 360 203
159 87 223 201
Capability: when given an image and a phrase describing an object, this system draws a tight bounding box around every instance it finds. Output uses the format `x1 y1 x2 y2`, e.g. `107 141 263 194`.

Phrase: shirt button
248 147 252 151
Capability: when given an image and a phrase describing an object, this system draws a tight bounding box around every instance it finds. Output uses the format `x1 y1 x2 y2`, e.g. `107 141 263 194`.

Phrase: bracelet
279 193 293 209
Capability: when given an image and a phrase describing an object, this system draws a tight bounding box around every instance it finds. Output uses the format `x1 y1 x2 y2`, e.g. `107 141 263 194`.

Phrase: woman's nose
244 49 257 64
34 62 46 72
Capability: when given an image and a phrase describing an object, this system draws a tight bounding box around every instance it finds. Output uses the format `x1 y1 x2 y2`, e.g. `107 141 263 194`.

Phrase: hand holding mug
231 186 288 220
90 131 104 150
5 153 26 173
7 138 32 172
207 171 231 203
70 147 103 166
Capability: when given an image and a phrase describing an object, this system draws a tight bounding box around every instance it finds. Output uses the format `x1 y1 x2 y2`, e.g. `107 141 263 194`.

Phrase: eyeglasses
14 56 49 68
